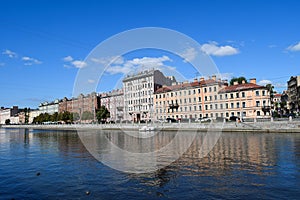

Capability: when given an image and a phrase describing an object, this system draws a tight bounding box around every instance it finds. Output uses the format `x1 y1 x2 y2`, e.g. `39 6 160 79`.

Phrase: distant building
39 99 60 114
154 75 228 120
154 77 271 120
218 78 271 119
29 109 41 124
100 89 124 122
287 76 300 113
58 92 100 121
0 106 19 124
123 70 176 122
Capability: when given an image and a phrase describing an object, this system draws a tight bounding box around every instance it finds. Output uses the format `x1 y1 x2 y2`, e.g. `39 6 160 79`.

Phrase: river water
0 128 299 199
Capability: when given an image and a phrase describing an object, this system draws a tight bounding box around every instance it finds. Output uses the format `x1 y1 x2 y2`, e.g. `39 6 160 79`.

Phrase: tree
5 119 10 125
81 111 93 120
230 77 247 85
96 106 110 123
266 84 274 109
72 112 80 121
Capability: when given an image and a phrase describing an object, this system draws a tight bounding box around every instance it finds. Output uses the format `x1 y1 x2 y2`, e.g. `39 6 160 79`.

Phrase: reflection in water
0 128 299 199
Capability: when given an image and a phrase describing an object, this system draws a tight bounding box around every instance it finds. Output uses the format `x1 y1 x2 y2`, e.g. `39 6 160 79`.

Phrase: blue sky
0 0 300 108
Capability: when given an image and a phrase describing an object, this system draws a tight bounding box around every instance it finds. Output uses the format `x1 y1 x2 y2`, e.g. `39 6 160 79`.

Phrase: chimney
194 78 198 83
250 78 256 84
212 75 216 81
233 81 239 85
200 77 205 82
242 80 246 84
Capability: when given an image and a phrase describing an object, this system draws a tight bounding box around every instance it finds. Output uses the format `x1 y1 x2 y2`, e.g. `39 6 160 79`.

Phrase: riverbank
1 121 300 133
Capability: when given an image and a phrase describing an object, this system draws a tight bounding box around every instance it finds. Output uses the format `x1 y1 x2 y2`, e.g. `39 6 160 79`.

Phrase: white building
100 89 124 122
123 70 176 122
0 106 19 124
29 109 41 124
39 99 60 114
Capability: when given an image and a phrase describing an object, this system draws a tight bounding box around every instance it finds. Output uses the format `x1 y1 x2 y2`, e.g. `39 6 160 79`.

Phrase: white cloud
71 60 87 68
88 79 95 83
179 47 197 63
2 49 17 58
258 79 272 86
106 56 172 75
91 56 124 65
22 56 42 65
287 42 300 52
63 56 74 62
200 42 239 56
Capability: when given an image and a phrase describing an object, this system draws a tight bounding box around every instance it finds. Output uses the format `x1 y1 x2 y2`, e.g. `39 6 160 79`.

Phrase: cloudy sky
0 0 300 108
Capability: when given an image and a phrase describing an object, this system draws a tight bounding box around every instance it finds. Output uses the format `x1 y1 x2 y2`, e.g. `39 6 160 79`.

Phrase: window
194 97 196 102
256 91 259 96
198 88 201 93
204 88 207 93
209 87 212 92
237 102 240 108
263 100 266 106
231 103 234 108
194 106 197 111
214 87 217 92
256 101 260 107
199 105 202 110
236 93 239 98
198 97 201 102
226 103 228 109
220 94 222 100
262 91 266 96
242 102 246 108
225 94 228 99
188 90 191 95
210 96 212 101
210 104 213 110
171 92 173 97
215 104 218 109
231 112 234 116
193 90 196 94
226 113 229 117
205 96 208 101
215 95 217 100
243 112 246 117
230 94 234 99
242 92 245 98
257 111 261 116
205 105 208 110
220 104 223 109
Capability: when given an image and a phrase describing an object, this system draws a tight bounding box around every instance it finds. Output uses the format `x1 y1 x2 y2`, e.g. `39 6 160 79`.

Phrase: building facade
218 78 271 119
100 89 124 122
287 76 300 113
58 92 100 121
0 106 19 124
154 77 271 120
154 76 228 120
123 70 176 122
39 100 60 114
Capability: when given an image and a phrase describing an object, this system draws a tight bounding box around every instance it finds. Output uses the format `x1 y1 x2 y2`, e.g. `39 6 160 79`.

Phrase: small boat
139 125 155 132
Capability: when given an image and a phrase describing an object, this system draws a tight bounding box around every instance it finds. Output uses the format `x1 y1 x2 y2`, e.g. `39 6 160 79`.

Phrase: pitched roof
155 79 227 94
218 83 265 93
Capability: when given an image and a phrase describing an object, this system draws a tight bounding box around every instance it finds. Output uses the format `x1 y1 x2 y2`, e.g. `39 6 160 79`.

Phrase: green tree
230 77 248 85
72 112 80 121
51 112 58 122
96 106 110 123
81 111 93 120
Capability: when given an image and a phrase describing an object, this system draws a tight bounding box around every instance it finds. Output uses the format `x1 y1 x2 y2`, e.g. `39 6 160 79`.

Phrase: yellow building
154 77 271 120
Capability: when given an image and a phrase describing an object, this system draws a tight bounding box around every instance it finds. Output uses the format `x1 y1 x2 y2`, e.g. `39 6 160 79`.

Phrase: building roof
274 93 282 97
218 83 265 93
155 79 227 94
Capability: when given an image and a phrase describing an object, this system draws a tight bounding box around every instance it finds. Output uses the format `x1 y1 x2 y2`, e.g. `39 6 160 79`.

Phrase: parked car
195 117 211 123
215 117 228 122
165 117 177 123
229 116 240 122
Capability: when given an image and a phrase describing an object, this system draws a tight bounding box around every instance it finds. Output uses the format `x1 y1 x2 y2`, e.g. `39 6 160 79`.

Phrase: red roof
155 79 227 94
218 83 265 93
